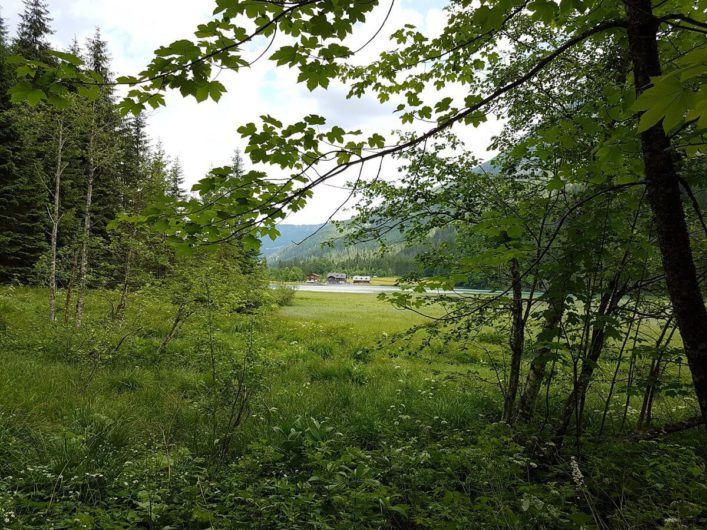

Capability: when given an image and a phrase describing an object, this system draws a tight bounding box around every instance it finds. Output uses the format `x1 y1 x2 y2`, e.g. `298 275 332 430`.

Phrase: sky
1 0 503 223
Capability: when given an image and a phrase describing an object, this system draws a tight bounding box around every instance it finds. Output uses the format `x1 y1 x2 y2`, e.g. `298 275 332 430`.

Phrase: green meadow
0 287 704 528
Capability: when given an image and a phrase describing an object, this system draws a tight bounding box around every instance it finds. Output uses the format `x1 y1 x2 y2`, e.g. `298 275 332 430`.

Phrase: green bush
271 285 296 306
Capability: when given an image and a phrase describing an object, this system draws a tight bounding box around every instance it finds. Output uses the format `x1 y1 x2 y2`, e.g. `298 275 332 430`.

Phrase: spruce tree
15 0 53 60
86 27 112 85
117 113 150 211
150 141 170 187
231 148 245 178
167 157 186 200
0 11 7 45
75 29 122 293
0 8 48 282
68 36 83 59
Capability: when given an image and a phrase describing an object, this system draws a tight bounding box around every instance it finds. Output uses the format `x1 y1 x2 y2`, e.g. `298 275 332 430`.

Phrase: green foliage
1 289 705 528
270 284 296 306
1 0 706 527
0 10 181 288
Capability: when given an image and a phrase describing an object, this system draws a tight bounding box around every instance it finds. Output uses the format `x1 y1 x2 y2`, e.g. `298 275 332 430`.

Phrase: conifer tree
68 36 82 60
86 27 112 85
231 148 245 178
150 141 170 187
0 11 7 45
0 8 48 282
14 0 53 60
167 157 186 200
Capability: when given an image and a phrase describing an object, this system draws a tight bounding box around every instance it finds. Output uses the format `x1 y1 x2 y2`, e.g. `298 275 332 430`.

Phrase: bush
271 285 296 306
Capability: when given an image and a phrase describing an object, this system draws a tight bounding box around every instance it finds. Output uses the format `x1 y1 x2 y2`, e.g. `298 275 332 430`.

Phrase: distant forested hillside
260 224 325 257
264 221 454 278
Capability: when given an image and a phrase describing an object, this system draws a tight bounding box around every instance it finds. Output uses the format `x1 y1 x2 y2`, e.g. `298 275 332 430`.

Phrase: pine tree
150 141 170 187
15 0 53 60
0 9 48 282
231 148 245 177
0 10 7 46
167 157 186 200
86 27 112 85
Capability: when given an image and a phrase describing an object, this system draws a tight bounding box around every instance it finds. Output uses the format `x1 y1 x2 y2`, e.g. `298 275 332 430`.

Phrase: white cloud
2 0 502 224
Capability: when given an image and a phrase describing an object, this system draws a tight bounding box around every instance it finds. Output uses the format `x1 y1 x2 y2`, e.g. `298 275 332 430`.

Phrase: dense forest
0 1 268 317
1 0 706 528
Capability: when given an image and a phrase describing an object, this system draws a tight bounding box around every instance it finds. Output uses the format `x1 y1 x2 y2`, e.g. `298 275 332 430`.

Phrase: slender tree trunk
64 251 78 324
555 280 625 440
49 119 65 323
157 303 191 354
621 318 644 431
599 302 639 435
75 126 96 329
517 294 565 422
502 257 525 423
638 322 678 429
116 246 133 320
624 0 707 424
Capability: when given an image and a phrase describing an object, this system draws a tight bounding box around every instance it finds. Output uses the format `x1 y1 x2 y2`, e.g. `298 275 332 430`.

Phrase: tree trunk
638 322 678 430
502 257 525 423
157 303 191 354
64 251 78 325
517 293 565 422
116 244 133 320
49 119 65 323
624 0 707 423
75 125 96 329
555 280 625 440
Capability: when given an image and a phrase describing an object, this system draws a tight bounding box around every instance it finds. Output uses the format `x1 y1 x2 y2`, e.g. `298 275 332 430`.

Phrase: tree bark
555 279 625 441
502 257 525 423
624 0 707 424
64 251 78 324
517 293 565 422
75 124 96 329
49 119 65 323
115 246 132 320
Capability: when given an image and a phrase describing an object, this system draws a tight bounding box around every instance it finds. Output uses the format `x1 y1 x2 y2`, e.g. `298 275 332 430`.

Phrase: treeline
0 1 265 323
0 1 183 290
269 249 422 279
267 225 481 282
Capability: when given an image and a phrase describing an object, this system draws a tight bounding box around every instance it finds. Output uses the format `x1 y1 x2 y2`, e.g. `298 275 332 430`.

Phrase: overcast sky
1 0 502 223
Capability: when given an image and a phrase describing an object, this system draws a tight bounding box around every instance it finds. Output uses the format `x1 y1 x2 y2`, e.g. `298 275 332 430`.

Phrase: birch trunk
49 119 65 322
75 123 96 328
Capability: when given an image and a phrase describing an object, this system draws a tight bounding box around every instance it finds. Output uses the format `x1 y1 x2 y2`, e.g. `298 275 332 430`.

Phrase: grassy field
369 276 400 286
0 287 705 528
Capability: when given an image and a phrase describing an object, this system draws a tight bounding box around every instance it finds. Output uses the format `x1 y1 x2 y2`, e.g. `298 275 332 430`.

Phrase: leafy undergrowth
0 288 705 529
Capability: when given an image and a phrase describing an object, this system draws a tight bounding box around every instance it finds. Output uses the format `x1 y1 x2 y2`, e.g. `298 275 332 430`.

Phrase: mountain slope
260 224 325 257
262 221 453 277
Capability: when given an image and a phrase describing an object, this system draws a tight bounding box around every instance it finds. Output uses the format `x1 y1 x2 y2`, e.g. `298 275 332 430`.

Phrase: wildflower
570 457 585 489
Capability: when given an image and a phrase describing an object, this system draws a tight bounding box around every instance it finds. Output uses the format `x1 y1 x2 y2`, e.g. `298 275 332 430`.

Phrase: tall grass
0 287 704 528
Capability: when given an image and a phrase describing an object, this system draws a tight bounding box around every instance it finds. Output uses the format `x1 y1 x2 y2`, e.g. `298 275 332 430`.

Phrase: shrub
271 285 296 306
